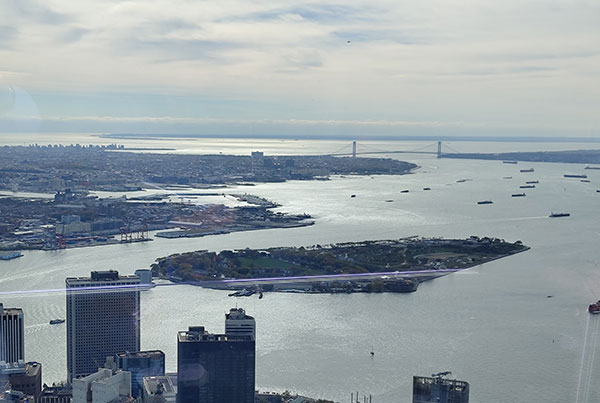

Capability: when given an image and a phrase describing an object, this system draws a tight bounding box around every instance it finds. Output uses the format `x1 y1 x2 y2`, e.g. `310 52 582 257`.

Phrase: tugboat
49 319 65 325
588 301 600 314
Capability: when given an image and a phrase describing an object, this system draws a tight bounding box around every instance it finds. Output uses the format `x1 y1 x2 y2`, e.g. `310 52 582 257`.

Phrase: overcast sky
1 0 599 138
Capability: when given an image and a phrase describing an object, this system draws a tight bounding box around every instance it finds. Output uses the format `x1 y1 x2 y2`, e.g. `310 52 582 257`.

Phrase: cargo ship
511 193 526 197
477 200 493 205
0 252 23 261
589 301 600 314
503 160 518 164
549 212 570 218
564 174 587 179
520 185 535 189
525 180 539 184
520 168 534 173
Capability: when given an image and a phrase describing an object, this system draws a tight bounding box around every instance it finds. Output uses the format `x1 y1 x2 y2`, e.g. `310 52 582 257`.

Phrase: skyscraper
66 270 140 381
225 307 255 338
413 372 469 403
177 309 255 403
0 304 24 373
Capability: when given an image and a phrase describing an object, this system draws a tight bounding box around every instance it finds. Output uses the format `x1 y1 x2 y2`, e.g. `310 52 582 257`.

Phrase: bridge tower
352 141 357 158
437 141 442 158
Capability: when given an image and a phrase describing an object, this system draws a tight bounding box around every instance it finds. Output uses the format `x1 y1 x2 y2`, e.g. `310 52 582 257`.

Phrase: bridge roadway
329 150 439 156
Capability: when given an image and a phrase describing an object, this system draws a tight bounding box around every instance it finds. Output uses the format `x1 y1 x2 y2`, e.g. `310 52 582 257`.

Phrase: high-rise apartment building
177 320 255 403
0 304 24 373
66 270 140 381
225 308 255 338
413 373 469 403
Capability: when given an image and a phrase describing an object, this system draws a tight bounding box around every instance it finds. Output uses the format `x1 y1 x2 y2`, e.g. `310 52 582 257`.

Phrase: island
150 237 529 294
441 149 600 164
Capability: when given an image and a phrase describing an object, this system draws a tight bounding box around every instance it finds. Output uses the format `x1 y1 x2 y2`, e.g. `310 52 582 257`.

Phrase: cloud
3 0 70 24
0 0 599 137
0 26 17 49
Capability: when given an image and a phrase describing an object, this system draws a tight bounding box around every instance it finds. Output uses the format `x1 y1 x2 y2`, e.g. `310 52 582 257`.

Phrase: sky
0 0 599 138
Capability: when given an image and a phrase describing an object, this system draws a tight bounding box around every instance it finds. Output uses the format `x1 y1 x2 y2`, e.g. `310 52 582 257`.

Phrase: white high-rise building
66 270 140 382
225 307 255 338
0 304 24 374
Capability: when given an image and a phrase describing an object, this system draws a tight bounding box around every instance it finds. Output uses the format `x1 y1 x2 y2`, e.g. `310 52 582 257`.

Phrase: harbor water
1 136 599 402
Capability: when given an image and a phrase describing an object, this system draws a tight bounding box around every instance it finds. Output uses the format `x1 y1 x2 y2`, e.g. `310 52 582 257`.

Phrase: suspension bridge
327 141 461 158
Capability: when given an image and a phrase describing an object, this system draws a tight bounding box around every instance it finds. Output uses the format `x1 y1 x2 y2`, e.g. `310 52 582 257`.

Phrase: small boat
400 190 409 193
520 185 535 189
384 199 394 202
525 180 539 184
581 179 591 183
564 174 587 179
0 252 23 261
502 176 512 179
549 212 570 218
503 160 518 164
511 193 526 197
589 301 600 314
49 319 65 325
423 187 431 191
520 168 534 173
477 200 493 205
350 194 356 198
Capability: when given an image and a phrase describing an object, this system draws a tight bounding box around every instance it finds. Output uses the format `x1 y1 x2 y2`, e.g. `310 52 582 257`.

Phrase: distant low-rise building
8 362 41 400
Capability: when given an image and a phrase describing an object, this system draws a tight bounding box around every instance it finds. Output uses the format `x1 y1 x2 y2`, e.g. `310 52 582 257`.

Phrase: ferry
49 319 65 325
589 301 600 314
0 252 23 261
549 212 570 218
477 200 493 205
520 168 534 173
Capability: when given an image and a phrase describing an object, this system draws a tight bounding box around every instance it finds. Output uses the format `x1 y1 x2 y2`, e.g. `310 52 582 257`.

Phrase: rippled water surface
1 137 600 402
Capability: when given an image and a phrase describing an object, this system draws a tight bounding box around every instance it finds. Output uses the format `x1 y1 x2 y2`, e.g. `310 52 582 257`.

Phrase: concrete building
0 304 24 375
133 270 153 287
66 270 141 381
0 389 33 403
8 362 41 400
413 373 469 403
116 351 165 398
38 385 72 403
177 325 255 403
72 367 132 403
141 374 177 403
225 308 255 338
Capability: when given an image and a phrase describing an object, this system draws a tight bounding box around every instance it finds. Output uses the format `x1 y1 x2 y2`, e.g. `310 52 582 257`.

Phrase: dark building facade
413 374 469 403
8 362 42 400
116 350 165 398
177 326 255 403
66 270 140 381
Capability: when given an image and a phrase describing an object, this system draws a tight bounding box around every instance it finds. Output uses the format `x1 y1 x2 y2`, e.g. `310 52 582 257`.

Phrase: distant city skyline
1 1 599 138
